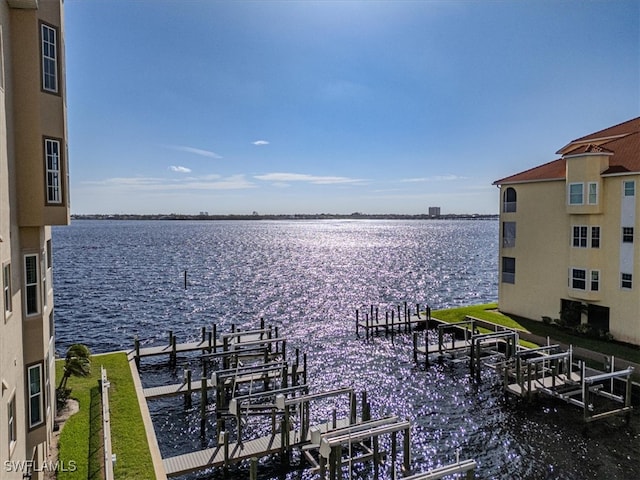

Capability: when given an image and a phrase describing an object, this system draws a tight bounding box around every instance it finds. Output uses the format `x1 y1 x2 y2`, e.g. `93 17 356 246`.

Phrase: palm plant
57 343 91 391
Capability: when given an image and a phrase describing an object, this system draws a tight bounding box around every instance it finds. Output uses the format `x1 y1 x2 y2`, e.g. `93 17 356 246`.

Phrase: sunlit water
52 220 639 479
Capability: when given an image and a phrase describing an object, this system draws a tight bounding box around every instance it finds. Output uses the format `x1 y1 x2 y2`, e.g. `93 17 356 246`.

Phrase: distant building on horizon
428 207 441 217
494 117 640 346
1 1 69 477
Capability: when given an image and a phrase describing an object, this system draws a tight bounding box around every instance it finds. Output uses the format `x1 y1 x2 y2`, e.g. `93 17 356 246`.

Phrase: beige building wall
1 1 68 478
498 156 640 346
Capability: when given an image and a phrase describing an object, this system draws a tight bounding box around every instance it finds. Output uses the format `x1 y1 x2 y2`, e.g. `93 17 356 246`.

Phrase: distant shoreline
71 213 499 221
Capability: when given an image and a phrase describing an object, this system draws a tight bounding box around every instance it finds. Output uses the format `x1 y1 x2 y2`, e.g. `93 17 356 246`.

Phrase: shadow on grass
88 386 104 480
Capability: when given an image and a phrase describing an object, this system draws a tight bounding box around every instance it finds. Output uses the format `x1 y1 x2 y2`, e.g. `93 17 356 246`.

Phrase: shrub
575 323 592 336
541 316 552 325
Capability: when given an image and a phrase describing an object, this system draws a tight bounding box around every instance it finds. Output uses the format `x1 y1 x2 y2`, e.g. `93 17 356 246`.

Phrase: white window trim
621 272 633 290
590 270 600 292
41 23 58 93
568 183 584 205
587 182 598 205
24 254 40 316
591 226 600 248
3 263 11 319
45 138 62 204
27 364 44 428
623 180 635 197
8 393 16 455
572 225 588 248
570 267 587 290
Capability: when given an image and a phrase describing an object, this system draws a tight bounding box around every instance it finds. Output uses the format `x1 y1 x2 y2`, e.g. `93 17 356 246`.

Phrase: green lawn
432 303 640 364
56 352 155 480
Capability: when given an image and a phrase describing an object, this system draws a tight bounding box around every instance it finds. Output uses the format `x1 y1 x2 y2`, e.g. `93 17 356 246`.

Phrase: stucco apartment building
494 117 640 346
1 0 69 478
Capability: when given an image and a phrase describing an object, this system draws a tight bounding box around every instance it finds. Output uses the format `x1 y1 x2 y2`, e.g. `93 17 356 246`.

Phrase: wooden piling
184 369 192 408
249 457 258 480
200 377 207 437
134 336 140 367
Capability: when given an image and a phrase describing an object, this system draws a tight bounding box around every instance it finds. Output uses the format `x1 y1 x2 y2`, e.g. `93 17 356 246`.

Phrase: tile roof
494 117 640 185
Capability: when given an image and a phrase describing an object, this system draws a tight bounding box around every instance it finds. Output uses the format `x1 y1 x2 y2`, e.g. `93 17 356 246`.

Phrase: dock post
391 430 397 480
404 301 408 333
222 430 229 474
469 338 475 376
184 369 193 408
416 303 420 319
170 334 177 367
250 457 258 480
282 365 288 388
356 310 359 336
134 336 140 367
396 305 401 332
200 377 207 437
332 408 337 429
282 339 287 362
292 362 298 388
207 331 212 353
201 326 206 343
375 307 379 335
350 390 357 424
412 332 418 362
365 313 369 340
303 353 308 385
402 424 410 474
373 435 380 479
213 323 217 352
260 317 265 338
385 312 389 337
391 310 395 333
319 452 327 480
361 390 369 421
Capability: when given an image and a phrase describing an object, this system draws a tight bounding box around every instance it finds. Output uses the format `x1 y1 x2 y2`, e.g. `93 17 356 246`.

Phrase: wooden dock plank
144 378 216 399
163 418 351 477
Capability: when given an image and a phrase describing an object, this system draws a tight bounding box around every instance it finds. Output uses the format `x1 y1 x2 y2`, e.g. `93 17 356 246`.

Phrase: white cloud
400 174 464 183
169 165 191 173
252 140 270 146
81 174 255 191
164 144 223 159
254 172 365 185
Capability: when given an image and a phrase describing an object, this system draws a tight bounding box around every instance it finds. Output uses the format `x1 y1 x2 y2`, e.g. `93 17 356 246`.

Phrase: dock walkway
163 418 351 477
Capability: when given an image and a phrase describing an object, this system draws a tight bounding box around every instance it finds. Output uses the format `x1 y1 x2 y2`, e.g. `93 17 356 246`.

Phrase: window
45 138 62 204
588 182 598 204
28 364 43 428
568 183 584 205
571 268 586 290
621 273 633 289
24 255 39 315
590 270 600 291
41 23 58 93
624 180 635 197
502 222 516 248
591 226 600 248
3 264 11 316
503 187 516 212
572 226 588 248
501 257 515 284
623 227 634 243
8 395 16 451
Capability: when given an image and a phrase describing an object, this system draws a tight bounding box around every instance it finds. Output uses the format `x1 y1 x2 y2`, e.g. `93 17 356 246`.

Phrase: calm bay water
52 220 639 479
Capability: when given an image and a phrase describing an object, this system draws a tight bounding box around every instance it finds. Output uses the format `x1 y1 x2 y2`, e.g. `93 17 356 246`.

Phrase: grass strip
432 303 640 364
56 351 155 480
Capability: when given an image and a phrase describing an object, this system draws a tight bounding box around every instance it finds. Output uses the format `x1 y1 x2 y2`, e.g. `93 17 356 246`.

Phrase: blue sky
65 0 639 215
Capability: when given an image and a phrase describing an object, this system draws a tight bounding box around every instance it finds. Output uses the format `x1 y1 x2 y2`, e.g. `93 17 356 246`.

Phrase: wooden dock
163 418 352 477
143 378 216 400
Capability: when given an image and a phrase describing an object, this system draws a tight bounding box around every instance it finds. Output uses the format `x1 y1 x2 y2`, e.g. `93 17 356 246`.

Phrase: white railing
100 366 115 480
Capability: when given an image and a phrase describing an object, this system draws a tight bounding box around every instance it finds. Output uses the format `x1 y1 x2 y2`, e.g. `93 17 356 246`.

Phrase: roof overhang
493 177 565 186
7 0 38 9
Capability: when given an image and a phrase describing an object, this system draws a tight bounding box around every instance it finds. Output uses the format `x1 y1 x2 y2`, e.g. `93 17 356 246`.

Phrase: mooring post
391 310 395 333
412 332 418 362
184 270 187 289
212 323 217 352
303 353 308 385
350 390 357 424
385 312 389 337
396 305 401 333
373 435 380 479
250 457 258 480
356 309 359 336
375 307 379 334
424 329 430 367
292 362 298 388
170 334 177 367
222 430 229 473
134 335 140 367
391 430 397 480
416 303 420 319
332 408 337 429
403 424 410 473
365 313 370 340
282 338 287 362
282 364 288 388
200 377 207 437
404 301 408 333
185 369 193 407
260 317 265 338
